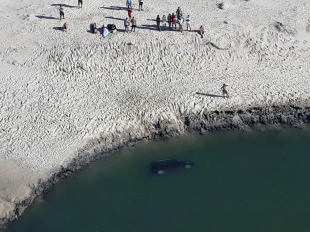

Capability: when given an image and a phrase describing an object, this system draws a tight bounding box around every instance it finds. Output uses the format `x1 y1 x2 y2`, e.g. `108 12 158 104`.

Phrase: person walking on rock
78 0 83 8
131 17 137 32
221 84 229 98
59 5 65 20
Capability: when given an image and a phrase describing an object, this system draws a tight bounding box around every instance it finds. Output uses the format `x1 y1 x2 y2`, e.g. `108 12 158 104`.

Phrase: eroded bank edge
1 103 310 227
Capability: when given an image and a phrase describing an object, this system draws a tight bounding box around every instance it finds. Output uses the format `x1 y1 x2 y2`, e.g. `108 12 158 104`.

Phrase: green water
4 128 310 232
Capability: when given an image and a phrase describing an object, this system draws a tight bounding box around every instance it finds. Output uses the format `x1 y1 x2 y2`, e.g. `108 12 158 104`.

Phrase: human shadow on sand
105 16 125 21
196 92 226 98
53 27 64 31
51 4 77 8
36 15 58 20
139 24 160 31
117 29 128 33
101 6 130 11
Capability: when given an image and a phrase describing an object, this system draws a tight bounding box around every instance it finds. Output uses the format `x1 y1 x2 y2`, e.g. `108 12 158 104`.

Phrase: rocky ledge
1 104 310 227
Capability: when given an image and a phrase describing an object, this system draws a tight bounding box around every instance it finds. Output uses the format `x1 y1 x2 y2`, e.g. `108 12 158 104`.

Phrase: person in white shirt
102 25 110 37
162 15 167 27
186 15 191 31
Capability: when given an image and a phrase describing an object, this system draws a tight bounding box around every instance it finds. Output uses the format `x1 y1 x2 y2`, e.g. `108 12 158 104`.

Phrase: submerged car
150 159 194 174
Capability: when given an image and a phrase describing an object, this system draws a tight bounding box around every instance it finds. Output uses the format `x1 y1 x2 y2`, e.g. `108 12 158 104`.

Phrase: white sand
1 0 310 221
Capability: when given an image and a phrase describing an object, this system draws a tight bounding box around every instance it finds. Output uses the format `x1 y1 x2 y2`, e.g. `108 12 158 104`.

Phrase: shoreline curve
1 102 310 226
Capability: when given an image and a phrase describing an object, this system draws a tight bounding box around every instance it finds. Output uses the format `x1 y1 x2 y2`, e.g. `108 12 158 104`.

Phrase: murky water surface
4 127 310 232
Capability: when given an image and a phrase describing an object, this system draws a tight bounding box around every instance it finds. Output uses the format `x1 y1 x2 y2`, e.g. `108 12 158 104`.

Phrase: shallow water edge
1 102 310 227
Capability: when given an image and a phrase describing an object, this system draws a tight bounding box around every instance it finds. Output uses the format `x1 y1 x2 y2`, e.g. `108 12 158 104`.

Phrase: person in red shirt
128 6 133 19
171 13 177 29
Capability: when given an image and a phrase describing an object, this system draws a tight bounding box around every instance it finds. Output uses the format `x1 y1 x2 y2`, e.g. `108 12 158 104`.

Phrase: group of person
154 7 192 32
124 17 137 32
126 0 144 11
58 0 82 20
58 2 205 39
56 2 229 95
122 2 139 33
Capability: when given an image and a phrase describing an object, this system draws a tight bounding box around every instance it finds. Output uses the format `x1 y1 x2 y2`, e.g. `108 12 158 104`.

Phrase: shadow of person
36 15 57 20
51 3 76 8
139 24 158 31
52 26 64 31
105 16 125 21
196 92 226 98
101 6 129 10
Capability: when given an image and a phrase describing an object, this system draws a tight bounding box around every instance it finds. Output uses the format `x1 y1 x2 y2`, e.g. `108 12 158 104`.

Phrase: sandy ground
1 0 310 221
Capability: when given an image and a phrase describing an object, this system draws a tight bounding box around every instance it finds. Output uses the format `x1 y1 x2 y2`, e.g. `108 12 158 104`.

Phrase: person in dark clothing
176 7 182 17
107 24 117 33
156 15 161 31
138 0 143 11
78 0 83 8
221 84 229 97
167 13 172 27
199 25 204 38
59 5 65 19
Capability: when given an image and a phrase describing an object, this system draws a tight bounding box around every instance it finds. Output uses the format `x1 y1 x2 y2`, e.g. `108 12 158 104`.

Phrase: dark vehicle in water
150 159 194 174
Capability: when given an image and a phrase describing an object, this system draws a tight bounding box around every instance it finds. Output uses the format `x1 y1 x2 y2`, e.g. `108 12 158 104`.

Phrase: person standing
59 5 65 20
162 15 167 28
199 25 204 38
221 84 229 97
171 13 177 29
128 6 133 19
126 0 132 8
167 13 172 28
78 0 83 8
124 17 130 32
131 17 137 32
176 7 182 17
156 15 161 31
177 14 184 32
186 15 191 31
138 0 143 11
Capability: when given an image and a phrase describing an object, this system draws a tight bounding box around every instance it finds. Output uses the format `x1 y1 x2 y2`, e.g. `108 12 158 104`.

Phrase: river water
4 127 310 232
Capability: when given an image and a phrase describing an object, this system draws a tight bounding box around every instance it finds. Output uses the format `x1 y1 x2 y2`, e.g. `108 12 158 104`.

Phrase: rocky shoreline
1 103 310 228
